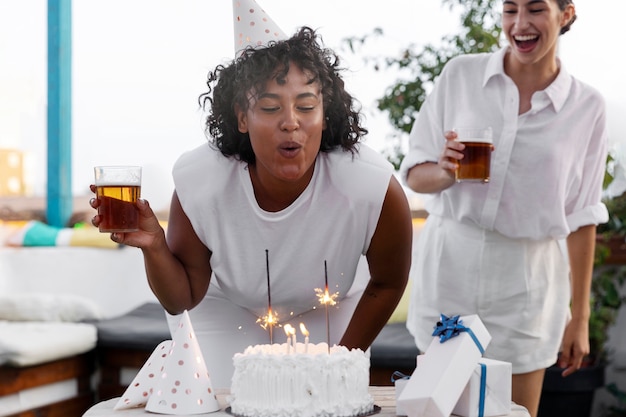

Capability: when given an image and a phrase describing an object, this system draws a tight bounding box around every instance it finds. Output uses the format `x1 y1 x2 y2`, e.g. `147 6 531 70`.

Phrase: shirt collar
544 58 571 113
483 47 507 87
483 46 572 113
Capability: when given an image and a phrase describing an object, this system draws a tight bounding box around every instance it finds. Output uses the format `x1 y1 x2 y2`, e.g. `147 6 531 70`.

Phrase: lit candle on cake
300 323 309 353
284 324 295 354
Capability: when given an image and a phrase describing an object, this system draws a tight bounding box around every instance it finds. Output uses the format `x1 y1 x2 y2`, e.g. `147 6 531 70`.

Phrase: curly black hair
198 26 367 164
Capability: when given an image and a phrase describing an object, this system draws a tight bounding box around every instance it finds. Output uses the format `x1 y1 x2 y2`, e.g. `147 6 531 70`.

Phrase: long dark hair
198 26 367 164
556 0 577 34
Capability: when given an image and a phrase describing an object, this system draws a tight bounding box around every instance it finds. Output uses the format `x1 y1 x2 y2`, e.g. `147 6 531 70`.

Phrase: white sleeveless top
172 142 393 320
170 143 393 387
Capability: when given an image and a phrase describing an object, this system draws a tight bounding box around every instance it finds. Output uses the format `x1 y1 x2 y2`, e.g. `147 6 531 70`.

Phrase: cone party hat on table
114 340 172 410
232 0 287 55
114 310 219 414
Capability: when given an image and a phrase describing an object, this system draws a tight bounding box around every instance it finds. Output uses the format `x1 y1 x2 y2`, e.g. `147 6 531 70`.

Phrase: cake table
83 386 530 417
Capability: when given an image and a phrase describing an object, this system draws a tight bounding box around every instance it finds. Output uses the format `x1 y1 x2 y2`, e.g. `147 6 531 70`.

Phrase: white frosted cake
229 342 374 417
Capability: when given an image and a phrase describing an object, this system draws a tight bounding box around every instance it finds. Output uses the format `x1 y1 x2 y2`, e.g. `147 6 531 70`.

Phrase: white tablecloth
83 387 531 417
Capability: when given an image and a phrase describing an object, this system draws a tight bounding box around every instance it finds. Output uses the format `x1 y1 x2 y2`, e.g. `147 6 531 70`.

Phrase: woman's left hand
558 316 590 376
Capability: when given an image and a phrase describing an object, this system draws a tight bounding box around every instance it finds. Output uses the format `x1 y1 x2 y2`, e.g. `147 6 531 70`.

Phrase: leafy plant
598 154 626 238
342 0 502 167
590 155 626 365
588 262 626 364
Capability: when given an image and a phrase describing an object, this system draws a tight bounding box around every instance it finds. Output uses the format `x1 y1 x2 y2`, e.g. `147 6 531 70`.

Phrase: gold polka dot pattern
232 0 287 54
113 311 220 414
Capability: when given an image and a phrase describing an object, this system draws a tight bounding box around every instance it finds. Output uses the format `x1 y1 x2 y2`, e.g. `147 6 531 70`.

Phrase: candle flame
315 287 338 306
284 323 296 337
299 323 309 336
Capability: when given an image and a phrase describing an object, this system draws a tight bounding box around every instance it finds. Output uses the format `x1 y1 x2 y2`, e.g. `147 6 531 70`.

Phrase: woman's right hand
438 130 465 174
405 130 465 193
89 184 166 250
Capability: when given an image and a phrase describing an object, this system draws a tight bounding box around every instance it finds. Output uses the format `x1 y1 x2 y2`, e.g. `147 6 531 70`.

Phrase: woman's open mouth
278 142 301 158
514 34 539 52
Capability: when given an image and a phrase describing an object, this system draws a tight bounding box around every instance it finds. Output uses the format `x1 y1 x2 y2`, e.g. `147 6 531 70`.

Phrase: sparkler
256 249 277 343
256 309 278 342
315 260 338 352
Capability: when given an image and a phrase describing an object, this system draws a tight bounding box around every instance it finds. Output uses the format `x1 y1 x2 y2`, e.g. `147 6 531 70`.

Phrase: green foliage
380 0 502 133
591 155 626 365
599 154 626 238
342 0 502 166
589 263 626 364
600 195 626 238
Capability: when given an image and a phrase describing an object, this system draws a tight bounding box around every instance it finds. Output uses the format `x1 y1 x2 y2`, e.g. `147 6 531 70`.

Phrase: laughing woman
399 1 608 416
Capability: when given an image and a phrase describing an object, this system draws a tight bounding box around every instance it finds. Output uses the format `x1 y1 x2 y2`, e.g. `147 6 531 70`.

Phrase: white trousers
406 215 571 373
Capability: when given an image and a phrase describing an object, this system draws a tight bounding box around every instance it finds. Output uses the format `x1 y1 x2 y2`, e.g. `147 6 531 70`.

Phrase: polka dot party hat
114 310 220 414
114 340 172 410
233 0 287 55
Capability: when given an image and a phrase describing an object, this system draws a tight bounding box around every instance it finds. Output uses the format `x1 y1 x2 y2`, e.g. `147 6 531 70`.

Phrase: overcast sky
0 0 623 211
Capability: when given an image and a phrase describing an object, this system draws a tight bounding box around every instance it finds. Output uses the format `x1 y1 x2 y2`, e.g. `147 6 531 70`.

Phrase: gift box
393 372 411 416
397 314 491 417
453 358 512 417
397 356 512 417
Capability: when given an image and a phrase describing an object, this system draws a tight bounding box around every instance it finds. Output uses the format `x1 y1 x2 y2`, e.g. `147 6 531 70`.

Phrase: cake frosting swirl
229 342 374 417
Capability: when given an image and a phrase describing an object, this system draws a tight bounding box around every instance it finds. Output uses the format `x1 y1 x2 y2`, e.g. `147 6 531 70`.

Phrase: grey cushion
94 302 420 370
95 302 170 350
370 322 419 369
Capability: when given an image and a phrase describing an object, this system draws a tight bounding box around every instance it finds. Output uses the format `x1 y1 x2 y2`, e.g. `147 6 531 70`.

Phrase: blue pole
47 0 72 227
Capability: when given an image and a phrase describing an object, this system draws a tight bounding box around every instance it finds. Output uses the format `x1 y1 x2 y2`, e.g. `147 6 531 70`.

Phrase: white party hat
114 310 220 414
145 310 219 414
232 0 287 54
114 340 173 410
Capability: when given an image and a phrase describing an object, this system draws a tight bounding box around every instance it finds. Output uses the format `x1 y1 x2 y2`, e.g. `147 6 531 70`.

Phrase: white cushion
0 293 102 322
0 320 97 366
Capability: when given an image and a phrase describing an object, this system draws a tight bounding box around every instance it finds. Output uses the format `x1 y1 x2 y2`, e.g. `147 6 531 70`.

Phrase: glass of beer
453 127 493 183
94 166 142 232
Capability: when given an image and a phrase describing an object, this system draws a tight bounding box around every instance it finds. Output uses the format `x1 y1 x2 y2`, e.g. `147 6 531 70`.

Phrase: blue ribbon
478 362 487 417
390 370 411 384
432 314 485 354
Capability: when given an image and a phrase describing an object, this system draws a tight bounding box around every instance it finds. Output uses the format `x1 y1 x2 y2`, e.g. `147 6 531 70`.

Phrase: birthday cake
229 342 374 417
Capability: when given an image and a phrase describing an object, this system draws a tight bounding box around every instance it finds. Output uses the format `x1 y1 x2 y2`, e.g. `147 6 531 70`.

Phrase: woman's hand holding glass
90 184 166 250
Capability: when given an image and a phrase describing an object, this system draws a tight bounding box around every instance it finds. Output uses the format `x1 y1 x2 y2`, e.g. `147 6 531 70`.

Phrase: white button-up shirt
399 47 608 240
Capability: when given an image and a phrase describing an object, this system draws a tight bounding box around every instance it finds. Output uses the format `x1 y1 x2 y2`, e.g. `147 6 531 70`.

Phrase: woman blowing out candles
91 26 412 388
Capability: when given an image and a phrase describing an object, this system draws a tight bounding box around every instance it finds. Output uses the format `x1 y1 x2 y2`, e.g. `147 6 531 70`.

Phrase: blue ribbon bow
390 370 411 383
432 314 485 354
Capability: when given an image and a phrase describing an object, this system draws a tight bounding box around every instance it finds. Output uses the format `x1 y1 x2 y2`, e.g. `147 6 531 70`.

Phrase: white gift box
453 358 512 417
397 314 491 417
399 356 511 417
395 376 411 416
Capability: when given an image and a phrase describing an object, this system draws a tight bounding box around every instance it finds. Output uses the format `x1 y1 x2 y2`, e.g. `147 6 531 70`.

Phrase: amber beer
96 185 141 232
94 166 142 233
454 127 493 183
